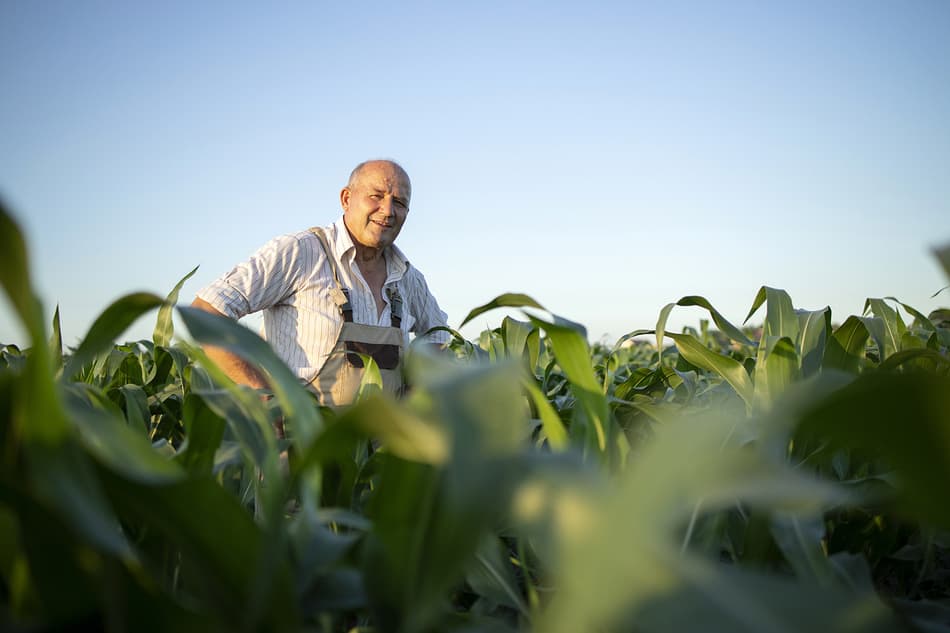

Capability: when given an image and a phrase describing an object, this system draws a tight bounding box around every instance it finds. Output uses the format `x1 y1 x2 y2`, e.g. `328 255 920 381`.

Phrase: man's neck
352 243 385 266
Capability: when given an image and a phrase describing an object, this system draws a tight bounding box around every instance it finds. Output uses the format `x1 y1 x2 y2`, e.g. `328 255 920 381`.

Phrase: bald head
347 160 411 197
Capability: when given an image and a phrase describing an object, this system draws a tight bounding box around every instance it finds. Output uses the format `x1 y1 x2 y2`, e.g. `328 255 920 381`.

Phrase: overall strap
309 227 353 322
386 286 403 329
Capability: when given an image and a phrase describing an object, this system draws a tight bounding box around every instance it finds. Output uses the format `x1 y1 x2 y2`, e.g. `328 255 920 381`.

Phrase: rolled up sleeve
405 270 451 345
196 234 311 319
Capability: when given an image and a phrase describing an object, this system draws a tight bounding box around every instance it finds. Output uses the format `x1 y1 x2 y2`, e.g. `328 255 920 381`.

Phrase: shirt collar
331 216 410 277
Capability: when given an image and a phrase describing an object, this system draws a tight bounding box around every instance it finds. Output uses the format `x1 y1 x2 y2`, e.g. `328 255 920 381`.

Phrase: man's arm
190 297 269 389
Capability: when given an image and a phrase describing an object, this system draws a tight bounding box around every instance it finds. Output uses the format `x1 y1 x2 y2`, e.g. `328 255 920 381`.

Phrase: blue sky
2 1 948 348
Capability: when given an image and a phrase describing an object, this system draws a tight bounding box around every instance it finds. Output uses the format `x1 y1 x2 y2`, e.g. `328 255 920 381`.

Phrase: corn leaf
666 332 754 410
522 374 569 450
48 305 62 374
60 383 185 484
63 292 165 379
677 295 755 346
528 314 609 454
178 306 322 448
176 394 227 477
796 372 950 529
796 308 831 378
823 316 870 373
153 265 198 347
460 292 547 328
864 298 905 357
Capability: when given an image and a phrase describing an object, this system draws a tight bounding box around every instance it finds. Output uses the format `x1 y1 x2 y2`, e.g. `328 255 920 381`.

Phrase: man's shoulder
396 257 435 291
266 226 328 252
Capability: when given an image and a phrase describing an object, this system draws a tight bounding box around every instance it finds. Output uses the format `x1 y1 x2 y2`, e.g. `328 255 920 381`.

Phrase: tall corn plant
3 196 949 633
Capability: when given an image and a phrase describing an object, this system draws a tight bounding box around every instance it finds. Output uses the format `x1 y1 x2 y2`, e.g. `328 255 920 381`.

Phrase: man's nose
378 197 393 216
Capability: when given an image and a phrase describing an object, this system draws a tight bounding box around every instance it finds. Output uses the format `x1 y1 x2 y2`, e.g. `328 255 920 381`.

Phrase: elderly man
192 159 449 405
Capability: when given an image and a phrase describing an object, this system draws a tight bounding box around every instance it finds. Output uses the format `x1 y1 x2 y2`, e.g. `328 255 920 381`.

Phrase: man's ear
340 187 350 211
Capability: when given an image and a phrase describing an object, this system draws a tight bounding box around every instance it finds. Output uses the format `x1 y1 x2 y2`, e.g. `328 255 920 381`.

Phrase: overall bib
306 228 405 406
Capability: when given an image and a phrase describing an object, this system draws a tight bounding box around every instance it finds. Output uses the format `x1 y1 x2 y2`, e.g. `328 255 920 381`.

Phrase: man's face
341 161 411 252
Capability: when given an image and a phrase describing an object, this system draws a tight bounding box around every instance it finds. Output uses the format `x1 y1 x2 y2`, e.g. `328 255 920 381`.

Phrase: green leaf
1 486 103 622
186 358 273 470
763 337 800 408
0 201 42 336
751 287 800 343
466 536 530 617
176 394 227 477
857 316 888 363
153 265 198 347
48 305 63 374
362 362 529 633
356 353 384 401
64 293 165 379
666 332 754 411
522 375 568 450
27 441 135 560
178 306 322 450
628 564 901 633
459 292 547 329
796 372 950 529
884 296 936 333
655 302 676 362
770 515 837 586
118 384 150 434
338 396 449 466
823 316 870 374
501 316 533 362
99 471 299 631
797 308 831 378
529 412 865 633
676 295 755 346
0 204 67 443
878 348 950 374
61 383 185 484
864 298 905 358
745 287 768 326
527 315 609 455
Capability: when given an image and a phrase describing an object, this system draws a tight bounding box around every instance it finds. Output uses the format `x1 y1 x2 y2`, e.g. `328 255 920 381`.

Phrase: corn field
2 200 949 633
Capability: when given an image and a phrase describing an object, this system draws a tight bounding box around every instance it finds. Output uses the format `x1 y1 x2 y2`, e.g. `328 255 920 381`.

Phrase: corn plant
2 199 949 633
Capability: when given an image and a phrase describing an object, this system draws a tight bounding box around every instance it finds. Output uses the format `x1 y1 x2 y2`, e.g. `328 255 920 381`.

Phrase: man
192 159 450 405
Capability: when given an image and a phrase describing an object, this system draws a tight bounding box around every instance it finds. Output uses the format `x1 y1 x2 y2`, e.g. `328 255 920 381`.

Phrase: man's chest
290 259 401 328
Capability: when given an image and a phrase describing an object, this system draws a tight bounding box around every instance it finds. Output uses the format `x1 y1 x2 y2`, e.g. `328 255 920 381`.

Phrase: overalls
306 227 405 406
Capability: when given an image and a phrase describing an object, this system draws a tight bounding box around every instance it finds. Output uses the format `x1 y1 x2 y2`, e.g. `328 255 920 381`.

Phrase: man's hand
190 297 270 389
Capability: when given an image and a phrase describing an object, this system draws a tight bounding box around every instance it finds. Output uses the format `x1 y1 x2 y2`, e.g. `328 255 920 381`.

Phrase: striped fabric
196 216 450 383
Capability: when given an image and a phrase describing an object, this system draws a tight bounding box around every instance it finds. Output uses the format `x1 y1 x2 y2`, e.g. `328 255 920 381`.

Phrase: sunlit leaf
666 332 754 411
864 298 905 359
460 293 547 329
522 375 568 450
676 295 755 346
178 306 322 449
528 315 609 455
797 308 830 378
60 383 185 484
153 265 198 347
823 316 870 374
48 305 62 374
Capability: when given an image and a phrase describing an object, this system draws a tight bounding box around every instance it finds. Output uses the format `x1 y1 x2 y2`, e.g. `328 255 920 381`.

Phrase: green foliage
1 200 949 632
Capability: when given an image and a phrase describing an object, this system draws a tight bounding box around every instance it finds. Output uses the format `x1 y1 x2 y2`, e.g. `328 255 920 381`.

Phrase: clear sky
2 1 948 348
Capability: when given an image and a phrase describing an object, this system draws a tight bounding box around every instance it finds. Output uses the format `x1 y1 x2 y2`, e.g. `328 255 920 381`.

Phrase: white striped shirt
196 216 450 382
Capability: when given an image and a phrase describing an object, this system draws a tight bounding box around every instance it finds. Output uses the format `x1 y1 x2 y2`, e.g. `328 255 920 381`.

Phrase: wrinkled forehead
353 162 411 196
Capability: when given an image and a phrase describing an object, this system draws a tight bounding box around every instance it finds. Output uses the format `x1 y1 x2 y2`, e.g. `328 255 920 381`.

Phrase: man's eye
395 200 407 208
370 194 382 200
